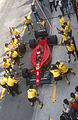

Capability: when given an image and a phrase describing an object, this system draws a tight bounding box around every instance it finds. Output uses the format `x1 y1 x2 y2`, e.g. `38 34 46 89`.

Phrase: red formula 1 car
22 29 58 86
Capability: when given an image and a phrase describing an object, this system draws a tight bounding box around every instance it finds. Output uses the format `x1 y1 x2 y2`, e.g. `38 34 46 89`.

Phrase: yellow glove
59 38 62 49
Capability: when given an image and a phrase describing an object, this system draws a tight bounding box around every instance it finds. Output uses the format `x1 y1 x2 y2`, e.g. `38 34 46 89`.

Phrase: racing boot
68 59 71 63
15 72 20 75
39 104 43 109
19 55 22 58
31 102 34 106
67 80 70 85
70 69 76 75
7 92 10 95
53 80 57 84
12 60 15 65
18 65 21 70
28 31 31 34
74 57 76 62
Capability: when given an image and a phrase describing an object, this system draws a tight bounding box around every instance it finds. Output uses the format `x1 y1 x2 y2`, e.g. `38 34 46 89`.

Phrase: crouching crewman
27 85 43 109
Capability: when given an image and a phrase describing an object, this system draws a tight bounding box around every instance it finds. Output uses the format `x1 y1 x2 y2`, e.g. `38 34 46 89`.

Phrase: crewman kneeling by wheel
56 60 76 84
7 75 20 96
49 64 62 84
3 58 17 75
65 42 76 63
9 49 23 69
39 18 46 29
27 85 43 109
0 74 9 94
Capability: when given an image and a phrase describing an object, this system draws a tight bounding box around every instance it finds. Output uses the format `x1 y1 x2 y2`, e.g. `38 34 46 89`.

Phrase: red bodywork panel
31 38 51 86
72 103 78 110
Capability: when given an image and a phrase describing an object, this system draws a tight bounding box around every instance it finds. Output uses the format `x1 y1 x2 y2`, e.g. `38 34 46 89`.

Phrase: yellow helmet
57 60 60 62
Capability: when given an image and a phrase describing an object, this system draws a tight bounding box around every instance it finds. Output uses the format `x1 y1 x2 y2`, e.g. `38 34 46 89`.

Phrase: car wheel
34 30 48 39
29 39 38 49
47 35 58 46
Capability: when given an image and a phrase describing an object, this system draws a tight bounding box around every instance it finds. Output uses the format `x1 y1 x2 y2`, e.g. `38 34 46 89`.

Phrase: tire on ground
47 35 58 46
22 68 30 78
18 43 26 54
29 39 38 48
34 29 48 39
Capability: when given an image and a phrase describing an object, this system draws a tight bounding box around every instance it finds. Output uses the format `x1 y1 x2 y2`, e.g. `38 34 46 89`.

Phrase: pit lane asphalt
0 0 34 120
0 0 78 120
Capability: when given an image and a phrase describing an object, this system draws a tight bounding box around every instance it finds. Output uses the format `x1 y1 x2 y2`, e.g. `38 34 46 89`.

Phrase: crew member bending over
56 60 76 84
49 64 62 84
66 42 76 63
7 75 20 96
27 85 43 109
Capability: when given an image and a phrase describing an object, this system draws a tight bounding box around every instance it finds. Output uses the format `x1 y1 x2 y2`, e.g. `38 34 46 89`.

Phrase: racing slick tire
34 29 48 39
47 35 58 46
29 39 38 48
22 68 31 78
18 42 26 54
